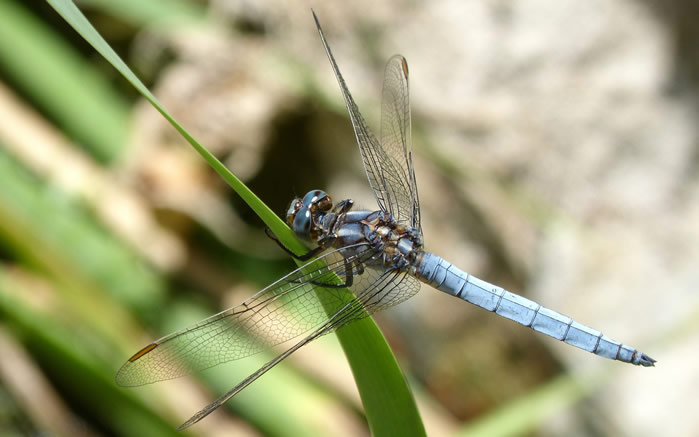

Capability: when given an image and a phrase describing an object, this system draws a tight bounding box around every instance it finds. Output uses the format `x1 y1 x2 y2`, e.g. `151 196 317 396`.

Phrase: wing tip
115 343 159 386
311 9 321 30
128 342 158 362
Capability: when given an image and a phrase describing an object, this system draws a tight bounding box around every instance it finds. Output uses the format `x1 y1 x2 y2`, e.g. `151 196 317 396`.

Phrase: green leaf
46 1 425 435
0 271 179 437
75 0 208 28
0 0 130 162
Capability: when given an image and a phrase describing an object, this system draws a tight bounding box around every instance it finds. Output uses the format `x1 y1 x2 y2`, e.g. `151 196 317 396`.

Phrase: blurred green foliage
0 0 425 435
0 0 130 162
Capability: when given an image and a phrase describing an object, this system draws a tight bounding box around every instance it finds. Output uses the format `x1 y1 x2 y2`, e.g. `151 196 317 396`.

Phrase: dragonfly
116 11 655 430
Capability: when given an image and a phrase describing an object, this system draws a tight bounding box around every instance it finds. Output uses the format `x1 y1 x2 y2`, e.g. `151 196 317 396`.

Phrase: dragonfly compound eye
286 198 303 227
291 207 313 238
314 193 333 212
301 189 328 208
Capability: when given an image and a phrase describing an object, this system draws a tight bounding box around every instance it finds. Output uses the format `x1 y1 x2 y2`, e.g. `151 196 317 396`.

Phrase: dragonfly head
286 190 333 241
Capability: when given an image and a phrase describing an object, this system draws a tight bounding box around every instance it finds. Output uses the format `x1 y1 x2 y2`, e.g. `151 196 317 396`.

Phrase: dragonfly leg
285 257 355 289
306 258 355 289
264 227 335 261
264 228 353 287
321 258 354 288
332 199 354 214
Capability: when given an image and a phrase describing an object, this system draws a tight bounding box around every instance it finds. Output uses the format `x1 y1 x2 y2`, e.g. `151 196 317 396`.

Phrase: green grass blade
0 146 163 324
0 273 179 437
46 0 285 241
0 0 130 162
46 1 425 434
75 0 208 27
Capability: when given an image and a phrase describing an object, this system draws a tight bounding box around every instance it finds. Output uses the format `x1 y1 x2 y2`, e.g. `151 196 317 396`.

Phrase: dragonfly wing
341 267 421 324
178 266 421 430
313 12 415 227
381 55 422 233
116 243 377 387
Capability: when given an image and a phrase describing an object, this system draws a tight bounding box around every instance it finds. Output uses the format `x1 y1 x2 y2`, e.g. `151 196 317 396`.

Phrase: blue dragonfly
117 11 655 430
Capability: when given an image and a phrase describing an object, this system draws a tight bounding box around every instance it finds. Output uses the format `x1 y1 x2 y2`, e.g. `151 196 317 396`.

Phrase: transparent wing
178 266 420 430
381 55 421 233
313 13 419 229
116 243 419 387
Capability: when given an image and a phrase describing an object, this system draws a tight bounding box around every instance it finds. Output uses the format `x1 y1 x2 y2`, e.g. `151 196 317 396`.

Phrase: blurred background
0 0 696 436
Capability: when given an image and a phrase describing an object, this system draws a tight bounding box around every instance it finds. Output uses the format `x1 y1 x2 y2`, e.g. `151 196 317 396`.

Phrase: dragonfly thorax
287 190 425 272
371 220 425 272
